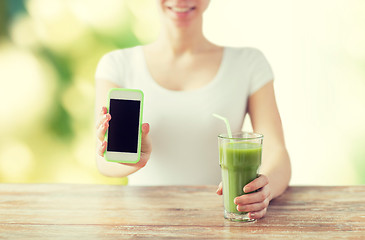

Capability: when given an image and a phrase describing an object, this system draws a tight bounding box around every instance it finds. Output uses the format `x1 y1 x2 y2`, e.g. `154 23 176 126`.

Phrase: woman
95 0 291 220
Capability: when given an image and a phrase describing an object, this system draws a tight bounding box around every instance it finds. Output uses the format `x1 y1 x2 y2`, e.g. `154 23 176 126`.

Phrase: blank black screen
107 99 140 153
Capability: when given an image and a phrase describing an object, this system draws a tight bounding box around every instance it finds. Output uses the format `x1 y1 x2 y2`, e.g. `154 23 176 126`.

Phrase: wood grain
0 184 364 239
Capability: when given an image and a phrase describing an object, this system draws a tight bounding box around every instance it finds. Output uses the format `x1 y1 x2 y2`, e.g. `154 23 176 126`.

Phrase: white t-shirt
95 46 273 185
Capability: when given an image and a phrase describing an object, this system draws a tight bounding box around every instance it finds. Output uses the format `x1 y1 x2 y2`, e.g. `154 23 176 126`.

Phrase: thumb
142 123 150 136
141 123 152 155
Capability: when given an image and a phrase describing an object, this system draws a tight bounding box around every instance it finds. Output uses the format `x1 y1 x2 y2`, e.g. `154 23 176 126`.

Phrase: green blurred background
0 0 159 184
0 0 364 185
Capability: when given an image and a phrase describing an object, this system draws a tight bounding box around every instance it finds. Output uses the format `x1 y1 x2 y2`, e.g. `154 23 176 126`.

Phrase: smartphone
104 88 144 163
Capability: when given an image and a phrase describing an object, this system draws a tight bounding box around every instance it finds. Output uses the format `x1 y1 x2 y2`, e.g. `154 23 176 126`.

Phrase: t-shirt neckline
137 46 228 96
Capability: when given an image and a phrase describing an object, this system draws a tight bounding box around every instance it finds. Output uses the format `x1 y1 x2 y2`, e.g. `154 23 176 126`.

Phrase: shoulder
223 47 272 71
225 47 267 60
98 46 142 64
95 46 142 82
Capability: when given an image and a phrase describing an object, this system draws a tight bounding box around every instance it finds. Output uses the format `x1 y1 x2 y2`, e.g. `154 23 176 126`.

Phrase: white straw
212 113 233 139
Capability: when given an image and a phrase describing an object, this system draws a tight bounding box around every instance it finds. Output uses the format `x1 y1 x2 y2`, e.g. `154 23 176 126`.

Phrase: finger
236 198 270 213
249 208 267 220
98 141 107 157
243 174 269 193
100 106 107 116
216 182 223 195
235 186 270 205
96 107 107 127
141 123 152 155
97 119 109 142
96 112 111 129
142 122 150 135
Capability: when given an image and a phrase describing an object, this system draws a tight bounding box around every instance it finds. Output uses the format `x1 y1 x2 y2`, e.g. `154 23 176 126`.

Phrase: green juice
220 142 262 216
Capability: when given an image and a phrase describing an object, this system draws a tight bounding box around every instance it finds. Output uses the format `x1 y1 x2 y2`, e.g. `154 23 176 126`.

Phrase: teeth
171 7 192 13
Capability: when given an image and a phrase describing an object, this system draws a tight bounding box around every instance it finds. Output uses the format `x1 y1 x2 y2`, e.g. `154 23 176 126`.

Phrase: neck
154 16 212 55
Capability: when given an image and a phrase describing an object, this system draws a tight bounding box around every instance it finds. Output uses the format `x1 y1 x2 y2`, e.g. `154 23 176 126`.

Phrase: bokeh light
0 140 34 182
0 42 56 135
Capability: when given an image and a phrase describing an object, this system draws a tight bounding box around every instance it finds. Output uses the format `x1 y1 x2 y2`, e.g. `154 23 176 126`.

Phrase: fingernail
250 213 256 218
142 124 148 132
236 205 243 212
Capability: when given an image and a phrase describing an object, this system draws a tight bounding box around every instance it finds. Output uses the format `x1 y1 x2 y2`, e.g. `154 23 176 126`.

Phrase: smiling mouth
168 6 196 13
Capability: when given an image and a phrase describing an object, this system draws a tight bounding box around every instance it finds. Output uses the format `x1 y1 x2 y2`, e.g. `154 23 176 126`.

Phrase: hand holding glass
218 132 263 222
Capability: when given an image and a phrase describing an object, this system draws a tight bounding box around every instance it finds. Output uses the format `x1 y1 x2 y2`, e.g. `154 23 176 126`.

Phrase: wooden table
0 184 364 239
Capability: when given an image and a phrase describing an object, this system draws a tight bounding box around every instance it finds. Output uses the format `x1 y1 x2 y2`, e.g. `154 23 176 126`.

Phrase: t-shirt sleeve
94 51 124 86
249 49 274 96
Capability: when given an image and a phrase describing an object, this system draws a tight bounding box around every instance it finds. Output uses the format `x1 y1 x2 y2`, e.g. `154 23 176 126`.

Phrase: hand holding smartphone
104 88 144 163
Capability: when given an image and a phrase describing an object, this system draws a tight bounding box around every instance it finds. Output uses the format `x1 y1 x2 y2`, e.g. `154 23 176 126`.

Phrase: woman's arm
94 78 152 178
247 80 291 199
217 80 291 219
